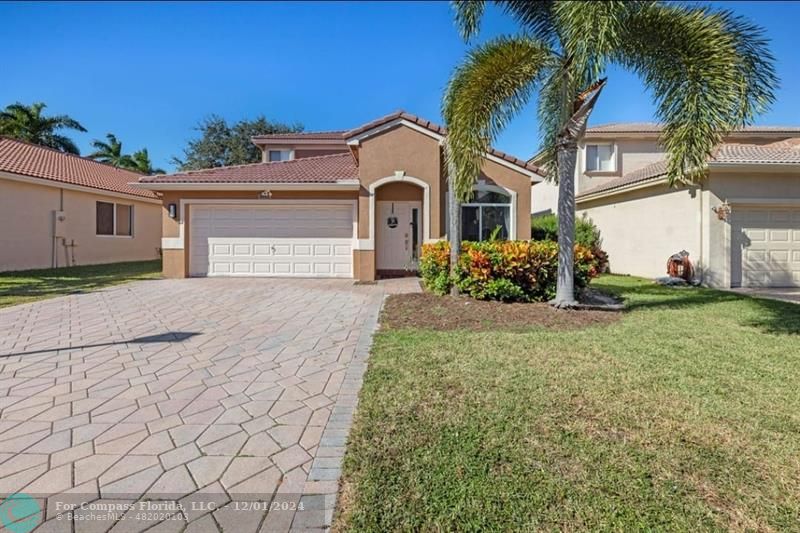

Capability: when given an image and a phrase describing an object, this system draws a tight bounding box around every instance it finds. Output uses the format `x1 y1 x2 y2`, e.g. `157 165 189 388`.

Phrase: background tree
129 149 165 175
88 133 135 168
173 115 303 170
444 0 775 307
0 102 87 154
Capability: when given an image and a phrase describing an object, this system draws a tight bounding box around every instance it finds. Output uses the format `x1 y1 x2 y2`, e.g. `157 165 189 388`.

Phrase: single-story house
134 111 542 281
0 136 162 272
532 123 800 288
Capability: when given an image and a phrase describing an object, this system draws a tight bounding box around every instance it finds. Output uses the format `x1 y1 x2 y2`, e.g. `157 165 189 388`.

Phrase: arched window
461 188 512 241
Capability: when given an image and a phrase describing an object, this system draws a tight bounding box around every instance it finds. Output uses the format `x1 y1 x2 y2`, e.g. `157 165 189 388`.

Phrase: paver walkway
0 278 400 532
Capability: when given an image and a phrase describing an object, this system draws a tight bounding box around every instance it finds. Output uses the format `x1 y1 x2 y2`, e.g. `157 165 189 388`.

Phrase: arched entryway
373 180 426 277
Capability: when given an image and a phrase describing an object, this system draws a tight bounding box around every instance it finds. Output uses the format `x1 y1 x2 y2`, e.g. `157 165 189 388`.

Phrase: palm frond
496 0 558 47
451 0 486 41
614 3 777 185
443 36 555 200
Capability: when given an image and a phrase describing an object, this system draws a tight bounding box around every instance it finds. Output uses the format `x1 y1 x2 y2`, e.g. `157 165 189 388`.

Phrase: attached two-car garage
189 203 355 278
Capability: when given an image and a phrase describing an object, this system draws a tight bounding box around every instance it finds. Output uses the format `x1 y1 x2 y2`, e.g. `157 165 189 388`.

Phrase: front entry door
376 201 422 271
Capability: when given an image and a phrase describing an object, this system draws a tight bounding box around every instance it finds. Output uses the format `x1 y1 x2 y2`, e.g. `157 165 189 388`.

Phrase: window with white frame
96 201 133 236
461 189 512 241
585 143 615 172
268 149 292 162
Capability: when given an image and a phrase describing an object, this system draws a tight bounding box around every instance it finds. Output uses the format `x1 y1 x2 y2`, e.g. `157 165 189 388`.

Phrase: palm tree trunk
552 138 579 308
447 177 461 296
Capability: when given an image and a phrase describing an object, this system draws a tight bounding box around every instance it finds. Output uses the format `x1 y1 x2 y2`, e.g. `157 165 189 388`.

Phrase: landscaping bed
382 292 620 331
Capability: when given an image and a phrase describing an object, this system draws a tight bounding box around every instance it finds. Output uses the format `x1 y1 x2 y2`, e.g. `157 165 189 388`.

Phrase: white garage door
189 203 354 278
735 208 800 287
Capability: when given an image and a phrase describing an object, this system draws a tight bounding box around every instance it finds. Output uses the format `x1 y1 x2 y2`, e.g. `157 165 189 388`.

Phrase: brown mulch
381 292 622 332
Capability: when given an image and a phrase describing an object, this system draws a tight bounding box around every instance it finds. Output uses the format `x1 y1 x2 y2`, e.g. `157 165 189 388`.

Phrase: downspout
697 183 704 285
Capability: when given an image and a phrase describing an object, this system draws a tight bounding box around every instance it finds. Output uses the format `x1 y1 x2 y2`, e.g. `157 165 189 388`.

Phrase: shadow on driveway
0 331 201 358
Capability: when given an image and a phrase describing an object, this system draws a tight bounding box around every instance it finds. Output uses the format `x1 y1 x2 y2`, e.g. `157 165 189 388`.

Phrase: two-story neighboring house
532 123 800 288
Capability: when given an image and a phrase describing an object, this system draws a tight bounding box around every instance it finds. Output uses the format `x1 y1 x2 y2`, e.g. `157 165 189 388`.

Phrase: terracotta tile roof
586 122 800 134
0 136 156 199
252 131 347 145
578 138 800 199
344 110 542 175
139 152 358 184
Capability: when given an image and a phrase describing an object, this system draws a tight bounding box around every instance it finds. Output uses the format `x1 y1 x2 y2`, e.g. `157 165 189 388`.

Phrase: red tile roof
0 136 156 199
344 110 542 175
577 139 800 199
138 152 358 184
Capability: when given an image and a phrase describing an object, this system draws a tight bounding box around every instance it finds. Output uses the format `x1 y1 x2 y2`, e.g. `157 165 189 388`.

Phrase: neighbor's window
268 149 292 162
96 202 114 235
585 143 615 172
96 201 133 237
461 189 512 241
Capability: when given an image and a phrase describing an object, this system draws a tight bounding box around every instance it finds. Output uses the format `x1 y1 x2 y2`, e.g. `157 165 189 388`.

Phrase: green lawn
335 276 800 532
0 260 162 308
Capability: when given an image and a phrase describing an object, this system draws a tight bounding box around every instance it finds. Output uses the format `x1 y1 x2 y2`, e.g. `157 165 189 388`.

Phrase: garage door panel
735 208 800 288
189 204 354 278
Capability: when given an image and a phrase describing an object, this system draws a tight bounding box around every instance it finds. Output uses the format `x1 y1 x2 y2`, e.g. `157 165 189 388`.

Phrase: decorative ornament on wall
712 200 732 221
387 202 398 228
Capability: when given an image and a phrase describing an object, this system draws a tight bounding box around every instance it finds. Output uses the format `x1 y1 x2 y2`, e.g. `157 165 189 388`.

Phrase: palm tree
88 133 135 168
0 102 87 154
443 1 776 307
130 149 165 175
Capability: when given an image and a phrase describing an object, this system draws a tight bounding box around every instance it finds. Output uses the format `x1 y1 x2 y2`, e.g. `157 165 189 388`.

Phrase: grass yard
0 260 162 308
335 275 800 532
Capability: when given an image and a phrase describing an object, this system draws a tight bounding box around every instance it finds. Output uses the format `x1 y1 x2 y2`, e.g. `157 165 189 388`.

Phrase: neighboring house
134 111 542 281
0 136 162 272
531 123 800 288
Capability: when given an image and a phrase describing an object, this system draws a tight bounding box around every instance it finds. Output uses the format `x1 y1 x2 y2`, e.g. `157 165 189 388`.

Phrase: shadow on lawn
596 280 800 335
0 331 200 358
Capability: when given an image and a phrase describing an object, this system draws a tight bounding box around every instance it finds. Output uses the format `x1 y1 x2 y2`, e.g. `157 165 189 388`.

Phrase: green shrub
418 241 451 295
420 240 599 303
531 213 608 273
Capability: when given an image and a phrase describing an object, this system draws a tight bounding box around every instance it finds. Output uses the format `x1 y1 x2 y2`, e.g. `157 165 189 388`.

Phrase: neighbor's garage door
189 204 354 277
735 208 800 287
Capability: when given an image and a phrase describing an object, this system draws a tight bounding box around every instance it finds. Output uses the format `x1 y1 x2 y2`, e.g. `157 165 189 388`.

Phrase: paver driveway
0 278 389 532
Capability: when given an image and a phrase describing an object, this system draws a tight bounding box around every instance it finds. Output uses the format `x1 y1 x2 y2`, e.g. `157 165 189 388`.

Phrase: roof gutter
129 181 361 191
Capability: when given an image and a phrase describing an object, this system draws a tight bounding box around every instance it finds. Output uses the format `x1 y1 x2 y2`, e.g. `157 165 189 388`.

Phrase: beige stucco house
0 136 162 272
532 123 800 288
134 111 542 282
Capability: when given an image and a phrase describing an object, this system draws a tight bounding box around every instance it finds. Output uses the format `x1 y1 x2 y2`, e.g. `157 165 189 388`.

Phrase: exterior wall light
168 203 177 219
260 190 273 199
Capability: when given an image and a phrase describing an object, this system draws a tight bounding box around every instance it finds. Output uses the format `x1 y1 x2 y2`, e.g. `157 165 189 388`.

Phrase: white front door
376 201 421 271
189 203 354 277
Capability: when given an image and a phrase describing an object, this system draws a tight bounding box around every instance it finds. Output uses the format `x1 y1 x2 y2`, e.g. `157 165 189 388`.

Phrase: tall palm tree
88 133 135 168
443 1 776 307
0 102 87 154
130 148 165 175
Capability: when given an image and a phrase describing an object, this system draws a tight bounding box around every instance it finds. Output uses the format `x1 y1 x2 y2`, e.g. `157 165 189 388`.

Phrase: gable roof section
137 152 358 184
578 139 800 201
251 131 347 146
0 136 156 199
343 110 542 177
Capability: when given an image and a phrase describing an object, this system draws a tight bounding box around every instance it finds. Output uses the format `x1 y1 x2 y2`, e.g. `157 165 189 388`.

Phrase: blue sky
3 1 799 172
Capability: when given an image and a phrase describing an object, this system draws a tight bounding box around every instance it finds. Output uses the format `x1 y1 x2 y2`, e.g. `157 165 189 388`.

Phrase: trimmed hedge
531 213 608 273
419 240 600 302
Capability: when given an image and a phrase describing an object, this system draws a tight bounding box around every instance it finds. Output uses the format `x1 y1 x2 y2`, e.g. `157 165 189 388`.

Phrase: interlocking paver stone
0 277 402 531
